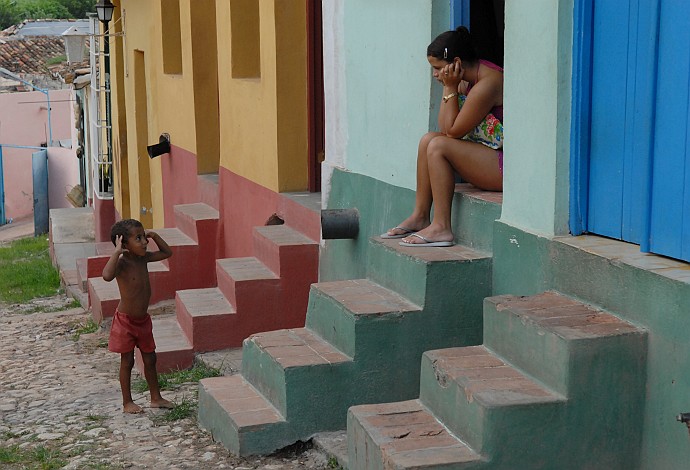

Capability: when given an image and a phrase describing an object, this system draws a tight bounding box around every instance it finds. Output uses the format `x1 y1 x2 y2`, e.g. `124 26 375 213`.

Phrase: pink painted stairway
84 203 220 324
147 223 319 372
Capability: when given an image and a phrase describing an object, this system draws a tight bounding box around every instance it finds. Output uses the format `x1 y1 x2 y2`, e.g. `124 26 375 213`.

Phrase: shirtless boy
103 219 174 413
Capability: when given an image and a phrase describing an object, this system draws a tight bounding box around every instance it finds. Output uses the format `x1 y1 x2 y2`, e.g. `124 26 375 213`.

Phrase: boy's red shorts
108 310 156 354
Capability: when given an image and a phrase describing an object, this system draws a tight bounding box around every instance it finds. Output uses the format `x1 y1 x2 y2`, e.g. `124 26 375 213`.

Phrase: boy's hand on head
115 235 128 255
145 230 157 240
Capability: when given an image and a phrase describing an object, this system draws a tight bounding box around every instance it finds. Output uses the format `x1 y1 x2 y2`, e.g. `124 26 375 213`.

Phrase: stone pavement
0 207 347 468
0 215 35 244
0 296 333 469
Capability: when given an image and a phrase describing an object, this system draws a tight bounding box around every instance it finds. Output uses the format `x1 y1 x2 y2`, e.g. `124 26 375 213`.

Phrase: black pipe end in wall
321 208 359 239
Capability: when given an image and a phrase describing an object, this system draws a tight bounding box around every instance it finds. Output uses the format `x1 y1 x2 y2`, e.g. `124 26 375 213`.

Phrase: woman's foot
400 224 454 246
382 215 430 238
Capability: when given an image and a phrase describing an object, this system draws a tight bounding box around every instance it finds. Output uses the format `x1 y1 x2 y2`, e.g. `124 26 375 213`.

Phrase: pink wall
161 144 199 227
0 89 77 220
48 147 80 209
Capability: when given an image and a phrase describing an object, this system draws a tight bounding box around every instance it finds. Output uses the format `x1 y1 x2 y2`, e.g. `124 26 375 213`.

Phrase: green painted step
348 400 484 470
200 237 492 457
198 375 293 457
304 279 423 358
348 291 648 469
367 237 492 310
451 184 503 253
240 327 352 424
483 292 646 397
418 346 565 458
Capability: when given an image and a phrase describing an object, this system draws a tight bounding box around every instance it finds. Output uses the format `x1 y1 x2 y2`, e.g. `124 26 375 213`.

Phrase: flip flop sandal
380 226 416 239
399 233 454 247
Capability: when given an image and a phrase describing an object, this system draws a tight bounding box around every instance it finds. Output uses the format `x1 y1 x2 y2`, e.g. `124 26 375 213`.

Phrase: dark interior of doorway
471 0 505 68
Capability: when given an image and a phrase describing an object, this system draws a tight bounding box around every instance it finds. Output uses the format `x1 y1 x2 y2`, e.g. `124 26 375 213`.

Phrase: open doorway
307 0 324 192
452 0 505 67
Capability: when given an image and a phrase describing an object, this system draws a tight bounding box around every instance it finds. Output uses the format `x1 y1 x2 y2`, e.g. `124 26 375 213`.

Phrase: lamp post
95 0 114 194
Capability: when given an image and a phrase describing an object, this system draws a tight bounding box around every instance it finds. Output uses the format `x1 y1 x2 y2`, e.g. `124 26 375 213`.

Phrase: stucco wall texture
0 89 78 220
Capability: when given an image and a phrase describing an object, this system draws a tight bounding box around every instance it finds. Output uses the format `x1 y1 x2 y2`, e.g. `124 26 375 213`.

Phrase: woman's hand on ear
441 61 462 88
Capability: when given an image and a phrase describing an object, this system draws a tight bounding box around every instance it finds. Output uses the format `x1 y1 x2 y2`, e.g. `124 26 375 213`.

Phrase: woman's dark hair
427 26 478 64
110 219 143 246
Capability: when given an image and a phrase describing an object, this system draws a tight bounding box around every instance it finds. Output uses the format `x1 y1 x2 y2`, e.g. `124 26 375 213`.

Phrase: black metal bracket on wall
147 133 171 159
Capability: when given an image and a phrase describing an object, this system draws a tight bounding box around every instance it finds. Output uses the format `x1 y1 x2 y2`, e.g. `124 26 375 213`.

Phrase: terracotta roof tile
0 36 66 74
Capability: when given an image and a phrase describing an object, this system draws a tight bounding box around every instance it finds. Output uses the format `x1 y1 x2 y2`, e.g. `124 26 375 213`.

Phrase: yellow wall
111 0 220 227
110 0 309 226
217 0 309 192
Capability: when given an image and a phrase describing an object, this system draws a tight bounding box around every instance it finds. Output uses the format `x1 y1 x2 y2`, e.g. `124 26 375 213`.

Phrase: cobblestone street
0 295 332 469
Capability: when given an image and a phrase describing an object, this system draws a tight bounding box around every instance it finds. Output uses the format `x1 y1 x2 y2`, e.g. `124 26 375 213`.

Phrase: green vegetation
45 54 66 66
0 444 67 469
0 236 60 303
132 361 221 393
71 318 98 341
156 396 196 423
0 0 95 30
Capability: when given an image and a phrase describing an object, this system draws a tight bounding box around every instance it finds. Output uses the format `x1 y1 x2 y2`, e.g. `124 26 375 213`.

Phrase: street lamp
95 0 114 193
95 0 114 23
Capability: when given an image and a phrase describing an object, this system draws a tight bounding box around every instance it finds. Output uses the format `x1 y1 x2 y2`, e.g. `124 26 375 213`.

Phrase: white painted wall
500 0 573 236
321 0 450 206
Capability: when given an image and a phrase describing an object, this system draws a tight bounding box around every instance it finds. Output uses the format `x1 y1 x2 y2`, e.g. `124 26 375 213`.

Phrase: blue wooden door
579 0 690 261
648 0 690 260
0 146 5 225
32 149 49 236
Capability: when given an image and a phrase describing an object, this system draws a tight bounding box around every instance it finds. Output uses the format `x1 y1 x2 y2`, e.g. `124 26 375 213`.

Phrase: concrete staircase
347 291 647 469
197 189 500 456
78 191 321 373
85 202 220 324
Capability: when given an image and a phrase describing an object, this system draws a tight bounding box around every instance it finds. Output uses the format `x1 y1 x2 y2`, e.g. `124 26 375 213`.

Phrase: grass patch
85 414 108 423
155 396 196 423
72 319 99 341
0 444 67 469
64 298 82 309
45 55 67 66
132 361 221 393
0 237 60 303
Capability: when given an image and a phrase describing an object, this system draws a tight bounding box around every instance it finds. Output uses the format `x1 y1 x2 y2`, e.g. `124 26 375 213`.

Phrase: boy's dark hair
110 219 143 246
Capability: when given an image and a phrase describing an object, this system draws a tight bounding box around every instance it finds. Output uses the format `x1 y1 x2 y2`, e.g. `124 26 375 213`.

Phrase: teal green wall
493 221 690 468
321 169 421 281
321 169 499 282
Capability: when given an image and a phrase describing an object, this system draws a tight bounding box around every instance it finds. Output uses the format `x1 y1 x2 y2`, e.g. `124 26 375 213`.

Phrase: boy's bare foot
150 398 175 409
123 401 144 414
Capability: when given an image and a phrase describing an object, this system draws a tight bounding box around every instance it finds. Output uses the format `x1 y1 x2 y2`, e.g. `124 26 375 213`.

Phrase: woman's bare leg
385 132 444 236
401 137 501 244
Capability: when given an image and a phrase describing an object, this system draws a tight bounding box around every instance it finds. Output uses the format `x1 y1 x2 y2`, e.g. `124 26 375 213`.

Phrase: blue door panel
586 0 659 247
450 0 470 29
649 0 690 259
621 1 659 245
588 0 632 240
32 150 49 236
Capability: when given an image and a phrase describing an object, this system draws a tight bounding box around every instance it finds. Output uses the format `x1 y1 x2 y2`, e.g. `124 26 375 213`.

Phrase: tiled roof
0 36 66 74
